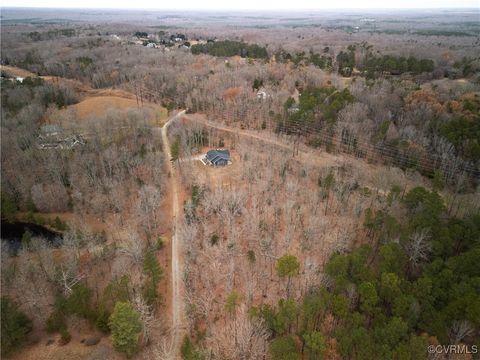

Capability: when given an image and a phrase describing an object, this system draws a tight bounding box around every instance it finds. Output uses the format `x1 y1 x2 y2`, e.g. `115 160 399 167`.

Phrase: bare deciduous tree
404 229 431 273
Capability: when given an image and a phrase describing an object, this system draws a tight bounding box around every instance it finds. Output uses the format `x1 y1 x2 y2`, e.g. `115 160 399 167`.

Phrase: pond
1 221 63 254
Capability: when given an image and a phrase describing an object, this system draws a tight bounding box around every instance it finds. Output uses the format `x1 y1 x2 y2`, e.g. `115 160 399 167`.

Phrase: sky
2 0 479 9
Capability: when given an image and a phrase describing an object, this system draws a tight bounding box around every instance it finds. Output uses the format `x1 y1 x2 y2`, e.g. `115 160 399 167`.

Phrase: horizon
1 1 479 10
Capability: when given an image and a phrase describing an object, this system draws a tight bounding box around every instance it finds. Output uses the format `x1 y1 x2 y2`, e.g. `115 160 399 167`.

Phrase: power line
188 106 479 180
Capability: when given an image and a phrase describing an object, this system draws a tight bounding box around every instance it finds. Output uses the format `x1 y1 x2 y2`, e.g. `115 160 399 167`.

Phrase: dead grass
51 94 168 127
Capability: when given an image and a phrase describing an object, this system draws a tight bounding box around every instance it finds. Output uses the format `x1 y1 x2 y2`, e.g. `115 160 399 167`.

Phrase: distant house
37 124 85 149
203 149 231 167
287 103 300 114
257 88 270 100
40 124 62 137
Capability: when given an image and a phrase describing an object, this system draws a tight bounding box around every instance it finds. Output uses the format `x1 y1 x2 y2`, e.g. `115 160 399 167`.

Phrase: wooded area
1 7 479 360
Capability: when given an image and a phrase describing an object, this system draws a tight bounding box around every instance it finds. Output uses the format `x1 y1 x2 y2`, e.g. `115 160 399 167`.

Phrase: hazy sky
3 0 479 9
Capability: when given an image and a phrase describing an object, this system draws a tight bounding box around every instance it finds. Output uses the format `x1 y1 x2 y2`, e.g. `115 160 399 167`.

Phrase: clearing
51 91 168 127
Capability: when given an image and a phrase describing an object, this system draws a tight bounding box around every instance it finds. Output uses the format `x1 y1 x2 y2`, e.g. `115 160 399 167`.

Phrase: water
1 221 62 254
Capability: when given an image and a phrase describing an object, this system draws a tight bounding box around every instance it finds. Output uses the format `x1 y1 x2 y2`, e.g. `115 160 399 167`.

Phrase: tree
404 187 445 229
303 331 326 360
253 78 263 90
97 275 131 331
109 302 142 358
276 255 300 297
142 250 163 305
181 335 205 360
138 185 161 236
404 229 431 275
132 293 156 345
66 283 94 320
379 273 401 305
212 305 268 360
31 182 69 213
1 192 17 223
331 294 349 319
1 296 33 356
325 253 349 290
431 170 444 191
375 316 408 349
274 298 299 335
321 171 335 215
358 282 378 315
247 250 256 264
225 289 241 315
269 336 300 360
379 243 406 276
171 136 181 161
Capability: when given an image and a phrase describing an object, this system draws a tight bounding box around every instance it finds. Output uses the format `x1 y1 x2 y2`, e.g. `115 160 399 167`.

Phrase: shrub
156 236 165 250
1 297 33 356
59 328 72 345
210 233 219 246
21 230 32 249
46 310 66 333
53 216 67 231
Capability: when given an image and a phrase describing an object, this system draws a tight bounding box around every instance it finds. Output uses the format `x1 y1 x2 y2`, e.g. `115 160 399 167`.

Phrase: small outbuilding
203 149 231 167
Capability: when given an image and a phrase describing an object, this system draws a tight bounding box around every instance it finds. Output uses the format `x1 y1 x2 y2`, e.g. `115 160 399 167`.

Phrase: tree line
191 40 268 59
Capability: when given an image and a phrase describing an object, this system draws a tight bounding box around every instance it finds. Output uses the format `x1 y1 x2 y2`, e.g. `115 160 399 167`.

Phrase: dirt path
181 114 426 195
184 115 342 169
160 110 186 359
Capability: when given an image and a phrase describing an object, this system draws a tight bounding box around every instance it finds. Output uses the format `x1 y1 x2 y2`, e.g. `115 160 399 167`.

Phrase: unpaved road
183 114 342 169
161 110 186 359
180 114 414 195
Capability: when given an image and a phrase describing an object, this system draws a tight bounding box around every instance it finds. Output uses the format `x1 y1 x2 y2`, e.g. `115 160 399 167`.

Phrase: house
287 103 300 114
40 124 63 137
37 124 85 149
203 149 231 167
257 88 270 100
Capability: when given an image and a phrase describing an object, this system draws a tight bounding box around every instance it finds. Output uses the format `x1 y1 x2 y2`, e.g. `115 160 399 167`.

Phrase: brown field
60 95 167 124
49 91 169 128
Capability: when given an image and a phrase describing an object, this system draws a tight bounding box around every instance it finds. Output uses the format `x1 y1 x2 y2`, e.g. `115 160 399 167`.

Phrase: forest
255 188 480 360
191 40 269 59
0 7 479 360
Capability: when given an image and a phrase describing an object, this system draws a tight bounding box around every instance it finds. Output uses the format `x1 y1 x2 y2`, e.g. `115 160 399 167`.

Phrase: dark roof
206 149 230 163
